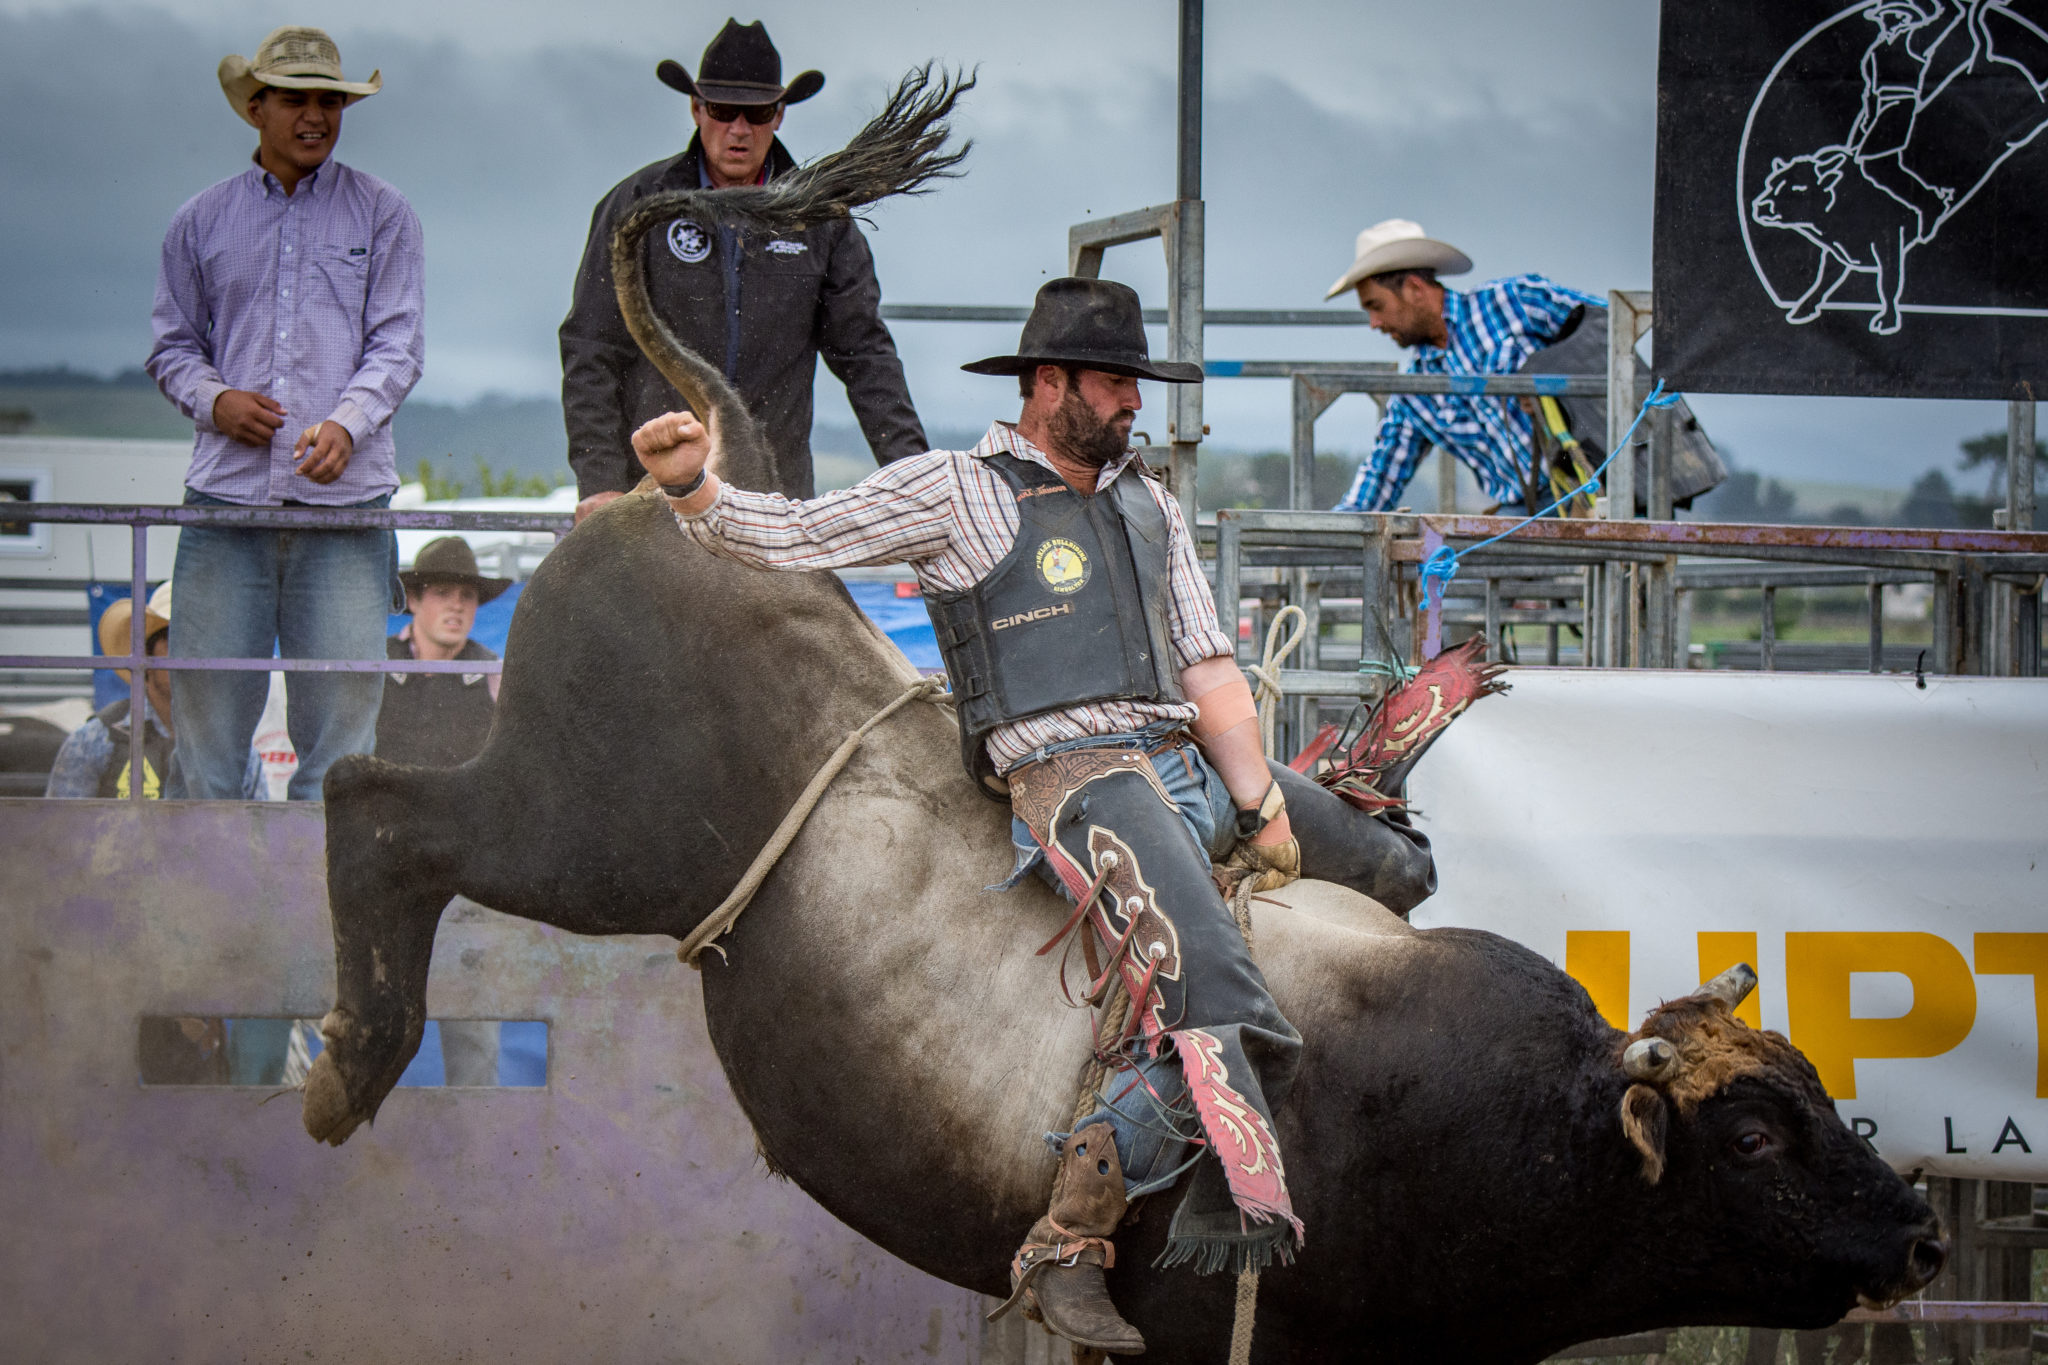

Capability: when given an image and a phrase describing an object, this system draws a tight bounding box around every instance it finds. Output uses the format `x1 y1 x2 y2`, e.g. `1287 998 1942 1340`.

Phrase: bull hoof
302 1051 367 1146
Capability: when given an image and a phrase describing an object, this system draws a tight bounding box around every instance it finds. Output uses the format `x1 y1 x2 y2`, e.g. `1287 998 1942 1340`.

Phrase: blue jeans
1003 725 1238 887
169 488 396 800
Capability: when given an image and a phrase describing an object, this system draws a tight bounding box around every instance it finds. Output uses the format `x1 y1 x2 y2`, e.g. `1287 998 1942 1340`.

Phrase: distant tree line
1696 428 2044 529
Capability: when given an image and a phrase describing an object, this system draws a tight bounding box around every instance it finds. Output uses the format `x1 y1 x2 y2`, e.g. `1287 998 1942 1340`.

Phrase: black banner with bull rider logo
1654 0 2048 400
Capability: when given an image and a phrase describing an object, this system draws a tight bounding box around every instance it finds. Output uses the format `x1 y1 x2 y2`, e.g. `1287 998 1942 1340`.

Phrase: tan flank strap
676 675 949 968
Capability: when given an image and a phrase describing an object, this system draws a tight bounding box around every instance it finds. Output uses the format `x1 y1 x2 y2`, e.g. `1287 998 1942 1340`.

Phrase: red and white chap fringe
1039 839 1305 1243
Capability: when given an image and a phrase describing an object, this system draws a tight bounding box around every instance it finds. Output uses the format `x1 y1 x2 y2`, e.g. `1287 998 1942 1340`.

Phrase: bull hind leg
302 754 465 1146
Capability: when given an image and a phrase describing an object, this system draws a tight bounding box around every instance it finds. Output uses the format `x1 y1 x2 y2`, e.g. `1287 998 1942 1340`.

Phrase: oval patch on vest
1035 538 1090 595
667 220 710 264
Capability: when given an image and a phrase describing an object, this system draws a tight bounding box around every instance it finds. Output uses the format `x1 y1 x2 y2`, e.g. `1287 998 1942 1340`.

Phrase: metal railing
1207 508 2048 755
0 501 573 799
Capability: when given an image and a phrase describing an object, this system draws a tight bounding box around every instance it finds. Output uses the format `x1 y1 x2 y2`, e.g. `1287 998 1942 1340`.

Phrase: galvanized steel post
1167 0 1205 519
1213 509 1242 664
2008 399 2036 533
1604 292 1651 667
128 522 147 800
1291 375 1340 510
1358 517 1393 690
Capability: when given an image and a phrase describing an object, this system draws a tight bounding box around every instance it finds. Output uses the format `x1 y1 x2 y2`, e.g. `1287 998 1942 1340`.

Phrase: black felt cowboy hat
657 19 823 107
399 537 512 605
961 278 1204 384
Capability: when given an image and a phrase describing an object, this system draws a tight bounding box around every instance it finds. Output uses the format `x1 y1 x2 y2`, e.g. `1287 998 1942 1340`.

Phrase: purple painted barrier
0 799 990 1362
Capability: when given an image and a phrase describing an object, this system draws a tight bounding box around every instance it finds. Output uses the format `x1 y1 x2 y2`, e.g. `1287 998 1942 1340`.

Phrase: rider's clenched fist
631 410 714 492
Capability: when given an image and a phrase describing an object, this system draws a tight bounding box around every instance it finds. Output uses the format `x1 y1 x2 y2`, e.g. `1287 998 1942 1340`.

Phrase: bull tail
607 63 974 492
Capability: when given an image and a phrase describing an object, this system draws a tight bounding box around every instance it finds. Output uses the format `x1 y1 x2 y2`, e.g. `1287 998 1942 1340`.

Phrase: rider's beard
1048 385 1134 469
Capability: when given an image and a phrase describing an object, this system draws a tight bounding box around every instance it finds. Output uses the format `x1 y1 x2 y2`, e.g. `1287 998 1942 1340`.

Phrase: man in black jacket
560 18 926 522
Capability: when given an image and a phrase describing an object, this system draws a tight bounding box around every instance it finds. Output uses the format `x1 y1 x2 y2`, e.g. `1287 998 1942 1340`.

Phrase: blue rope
1418 380 1683 613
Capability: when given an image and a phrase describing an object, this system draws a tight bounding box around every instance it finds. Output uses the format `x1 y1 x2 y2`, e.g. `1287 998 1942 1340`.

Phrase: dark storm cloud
0 5 2007 485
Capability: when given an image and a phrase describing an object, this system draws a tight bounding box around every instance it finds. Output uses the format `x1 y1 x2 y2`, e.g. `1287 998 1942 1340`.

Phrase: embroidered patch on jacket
765 239 807 255
1035 538 1090 595
667 220 711 264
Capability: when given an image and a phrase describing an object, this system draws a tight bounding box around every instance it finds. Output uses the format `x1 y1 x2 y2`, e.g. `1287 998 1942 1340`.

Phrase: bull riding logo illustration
1741 0 2048 334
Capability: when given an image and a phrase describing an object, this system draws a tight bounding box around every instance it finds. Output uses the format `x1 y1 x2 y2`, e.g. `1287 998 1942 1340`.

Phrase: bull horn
1692 963 1758 1011
1622 1037 1679 1083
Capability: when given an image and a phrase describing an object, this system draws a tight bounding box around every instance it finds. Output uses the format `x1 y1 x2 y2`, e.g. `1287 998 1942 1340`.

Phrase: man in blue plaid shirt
1326 220 1602 514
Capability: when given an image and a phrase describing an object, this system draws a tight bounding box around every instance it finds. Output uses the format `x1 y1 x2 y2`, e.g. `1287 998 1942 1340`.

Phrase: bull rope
676 674 949 968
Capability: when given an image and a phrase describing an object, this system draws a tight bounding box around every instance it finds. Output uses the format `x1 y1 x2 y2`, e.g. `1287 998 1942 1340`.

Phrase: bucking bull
302 69 1944 1362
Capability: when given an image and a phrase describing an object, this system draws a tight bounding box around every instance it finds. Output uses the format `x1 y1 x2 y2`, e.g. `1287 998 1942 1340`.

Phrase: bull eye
1733 1131 1772 1158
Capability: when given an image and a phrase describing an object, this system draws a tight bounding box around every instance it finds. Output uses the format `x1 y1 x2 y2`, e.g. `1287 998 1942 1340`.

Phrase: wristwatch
1234 781 1287 841
660 469 707 500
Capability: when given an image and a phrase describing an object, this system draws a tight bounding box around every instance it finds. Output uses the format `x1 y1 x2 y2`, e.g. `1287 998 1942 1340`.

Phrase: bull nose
1909 1234 1947 1288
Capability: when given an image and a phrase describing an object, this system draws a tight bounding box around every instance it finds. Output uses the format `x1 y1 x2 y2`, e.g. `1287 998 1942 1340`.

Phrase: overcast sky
0 0 2013 489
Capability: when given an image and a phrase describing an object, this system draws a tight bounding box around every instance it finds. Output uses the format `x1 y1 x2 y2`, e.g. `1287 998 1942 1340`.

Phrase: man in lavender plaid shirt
146 27 424 800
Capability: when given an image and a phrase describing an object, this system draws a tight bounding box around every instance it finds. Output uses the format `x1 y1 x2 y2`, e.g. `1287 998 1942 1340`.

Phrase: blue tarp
842 580 941 671
85 581 165 710
274 1018 549 1087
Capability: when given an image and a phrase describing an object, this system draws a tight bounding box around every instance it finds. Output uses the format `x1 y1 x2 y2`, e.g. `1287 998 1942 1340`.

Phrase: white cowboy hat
218 27 381 128
1323 219 1473 300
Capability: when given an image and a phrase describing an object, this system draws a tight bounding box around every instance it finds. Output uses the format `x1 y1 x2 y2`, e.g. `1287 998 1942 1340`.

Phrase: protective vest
927 454 1184 799
375 636 497 769
92 699 172 800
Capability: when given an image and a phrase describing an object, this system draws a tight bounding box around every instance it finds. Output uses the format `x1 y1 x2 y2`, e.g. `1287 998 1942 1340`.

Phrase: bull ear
1621 1083 1669 1185
1772 156 1788 173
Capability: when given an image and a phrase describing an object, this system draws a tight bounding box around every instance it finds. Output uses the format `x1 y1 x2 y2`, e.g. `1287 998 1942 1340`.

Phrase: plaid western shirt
675 421 1234 773
1334 274 1603 513
146 157 425 506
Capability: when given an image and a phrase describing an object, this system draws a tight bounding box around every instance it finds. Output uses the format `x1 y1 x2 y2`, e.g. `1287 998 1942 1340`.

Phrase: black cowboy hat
399 536 513 605
960 278 1204 384
657 18 823 107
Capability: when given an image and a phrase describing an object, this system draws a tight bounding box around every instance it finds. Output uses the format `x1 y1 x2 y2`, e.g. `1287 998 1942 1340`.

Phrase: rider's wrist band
1234 781 1287 841
660 470 708 500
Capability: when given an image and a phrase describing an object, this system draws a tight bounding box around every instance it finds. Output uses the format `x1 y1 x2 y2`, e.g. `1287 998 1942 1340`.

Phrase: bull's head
1614 965 1946 1314
1752 146 1850 227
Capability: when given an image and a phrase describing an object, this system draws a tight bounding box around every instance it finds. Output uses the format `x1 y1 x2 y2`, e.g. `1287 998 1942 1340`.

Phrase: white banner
1409 668 2048 1180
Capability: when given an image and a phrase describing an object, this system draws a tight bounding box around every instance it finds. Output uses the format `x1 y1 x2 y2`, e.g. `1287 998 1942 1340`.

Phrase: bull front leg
301 756 462 1146
1870 231 1909 334
1786 249 1847 325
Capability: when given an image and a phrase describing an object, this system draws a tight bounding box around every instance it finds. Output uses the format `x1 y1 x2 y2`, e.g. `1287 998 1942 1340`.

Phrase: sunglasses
700 100 781 126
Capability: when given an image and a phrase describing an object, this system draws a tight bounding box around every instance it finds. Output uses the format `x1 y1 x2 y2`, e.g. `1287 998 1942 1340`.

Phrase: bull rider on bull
633 279 1477 1356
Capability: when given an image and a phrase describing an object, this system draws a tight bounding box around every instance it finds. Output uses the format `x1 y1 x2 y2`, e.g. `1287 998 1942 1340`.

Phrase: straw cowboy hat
399 537 513 605
218 27 382 128
98 581 174 682
1323 219 1474 300
961 278 1204 384
657 19 824 107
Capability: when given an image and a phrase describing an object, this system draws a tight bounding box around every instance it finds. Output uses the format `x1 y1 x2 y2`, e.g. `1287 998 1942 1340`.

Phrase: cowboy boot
987 1122 1145 1355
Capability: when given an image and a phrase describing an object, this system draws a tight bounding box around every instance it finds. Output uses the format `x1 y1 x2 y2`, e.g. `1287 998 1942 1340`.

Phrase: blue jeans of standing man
169 488 395 800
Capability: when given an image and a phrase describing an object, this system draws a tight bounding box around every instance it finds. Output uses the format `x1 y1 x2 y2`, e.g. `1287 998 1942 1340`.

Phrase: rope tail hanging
1246 604 1307 759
